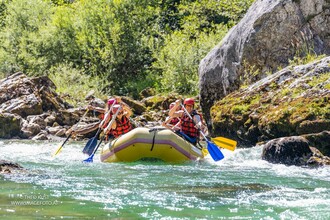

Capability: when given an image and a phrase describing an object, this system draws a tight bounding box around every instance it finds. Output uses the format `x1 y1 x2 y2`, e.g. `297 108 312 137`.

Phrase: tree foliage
0 0 254 99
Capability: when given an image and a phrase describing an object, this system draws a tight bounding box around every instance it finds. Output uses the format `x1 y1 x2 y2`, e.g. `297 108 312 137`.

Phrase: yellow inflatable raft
100 127 204 163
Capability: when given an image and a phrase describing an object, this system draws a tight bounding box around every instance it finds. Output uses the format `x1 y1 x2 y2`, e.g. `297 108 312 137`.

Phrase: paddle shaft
61 133 72 147
52 133 71 156
89 135 105 159
53 109 89 156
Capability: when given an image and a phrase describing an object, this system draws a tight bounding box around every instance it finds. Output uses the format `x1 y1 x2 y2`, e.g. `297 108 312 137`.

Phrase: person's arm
163 116 172 125
169 100 183 118
193 114 202 128
104 117 117 134
162 122 173 130
110 120 117 130
99 111 111 128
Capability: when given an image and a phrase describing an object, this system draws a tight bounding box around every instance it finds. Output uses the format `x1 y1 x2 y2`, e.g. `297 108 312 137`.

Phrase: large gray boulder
199 0 330 124
0 72 71 115
303 131 330 156
262 136 312 166
262 136 330 167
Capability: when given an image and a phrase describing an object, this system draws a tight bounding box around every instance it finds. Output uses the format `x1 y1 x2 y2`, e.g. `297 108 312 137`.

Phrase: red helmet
183 98 194 106
107 98 116 106
169 102 176 109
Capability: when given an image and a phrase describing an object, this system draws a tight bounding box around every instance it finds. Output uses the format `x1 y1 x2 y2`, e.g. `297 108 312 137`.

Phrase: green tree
0 0 52 75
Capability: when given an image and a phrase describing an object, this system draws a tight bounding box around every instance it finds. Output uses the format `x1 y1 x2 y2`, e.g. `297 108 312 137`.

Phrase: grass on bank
48 64 106 106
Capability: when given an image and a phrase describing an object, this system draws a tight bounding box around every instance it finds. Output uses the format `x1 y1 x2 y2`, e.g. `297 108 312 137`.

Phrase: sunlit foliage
0 0 254 100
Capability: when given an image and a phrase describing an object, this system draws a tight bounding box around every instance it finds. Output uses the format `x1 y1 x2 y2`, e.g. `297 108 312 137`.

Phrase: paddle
83 134 105 163
180 104 224 161
82 100 117 155
82 128 101 155
211 137 237 151
52 109 89 157
83 106 122 163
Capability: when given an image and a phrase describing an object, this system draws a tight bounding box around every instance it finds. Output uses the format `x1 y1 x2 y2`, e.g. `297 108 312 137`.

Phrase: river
0 139 329 219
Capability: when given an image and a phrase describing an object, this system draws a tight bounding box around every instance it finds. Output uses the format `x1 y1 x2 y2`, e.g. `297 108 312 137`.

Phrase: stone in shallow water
0 160 24 174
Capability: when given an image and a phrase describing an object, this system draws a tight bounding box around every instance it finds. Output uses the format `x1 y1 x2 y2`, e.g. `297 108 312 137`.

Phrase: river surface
0 139 329 219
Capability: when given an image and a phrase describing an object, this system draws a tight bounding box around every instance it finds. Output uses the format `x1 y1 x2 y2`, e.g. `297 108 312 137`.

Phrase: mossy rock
0 113 22 138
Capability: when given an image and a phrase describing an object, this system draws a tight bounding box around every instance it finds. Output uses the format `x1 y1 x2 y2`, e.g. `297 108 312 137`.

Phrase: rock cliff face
199 0 330 124
211 56 330 156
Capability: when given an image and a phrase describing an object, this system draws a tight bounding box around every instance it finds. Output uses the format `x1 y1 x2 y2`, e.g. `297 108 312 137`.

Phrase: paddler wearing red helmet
168 98 205 145
103 97 133 138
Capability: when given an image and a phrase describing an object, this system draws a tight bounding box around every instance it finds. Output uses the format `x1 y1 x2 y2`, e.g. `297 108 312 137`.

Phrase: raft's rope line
150 130 157 151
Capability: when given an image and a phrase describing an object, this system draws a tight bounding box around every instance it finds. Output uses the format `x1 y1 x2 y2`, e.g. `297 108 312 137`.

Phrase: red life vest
169 117 180 126
180 110 201 137
111 116 132 138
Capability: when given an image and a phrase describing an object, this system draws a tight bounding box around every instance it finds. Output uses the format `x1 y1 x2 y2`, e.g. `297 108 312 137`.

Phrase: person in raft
168 98 206 145
66 97 121 138
162 102 181 131
103 100 133 139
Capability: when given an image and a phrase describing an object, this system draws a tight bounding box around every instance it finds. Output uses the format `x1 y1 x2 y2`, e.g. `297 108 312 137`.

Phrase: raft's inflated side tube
100 127 203 163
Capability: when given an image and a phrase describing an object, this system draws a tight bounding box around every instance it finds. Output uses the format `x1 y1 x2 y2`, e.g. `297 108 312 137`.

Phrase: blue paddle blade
82 137 98 155
83 154 94 163
82 137 104 163
207 141 224 161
